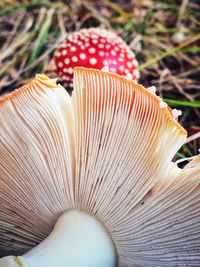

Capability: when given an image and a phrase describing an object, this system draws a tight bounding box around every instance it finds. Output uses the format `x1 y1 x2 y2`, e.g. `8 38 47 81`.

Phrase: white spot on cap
64 68 68 73
92 39 98 44
68 67 73 74
68 35 73 42
126 73 133 80
127 62 132 68
172 109 182 118
114 47 119 52
85 43 90 47
99 51 104 56
106 44 111 49
102 66 109 72
80 53 86 60
119 43 125 49
80 35 86 40
147 86 156 94
62 43 67 48
72 56 78 62
98 43 104 49
110 68 116 72
111 50 116 56
70 46 77 52
58 62 63 68
62 50 67 56
133 69 140 78
133 59 139 67
160 101 167 108
119 66 124 72
119 58 124 62
90 58 97 65
127 53 134 59
55 51 61 57
89 47 96 54
91 34 97 39
64 58 70 64
73 35 78 40
81 45 85 50
103 60 108 65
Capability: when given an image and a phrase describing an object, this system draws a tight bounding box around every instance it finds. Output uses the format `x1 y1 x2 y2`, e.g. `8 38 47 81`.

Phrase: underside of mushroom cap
72 67 187 212
119 155 200 266
0 68 199 266
0 74 75 254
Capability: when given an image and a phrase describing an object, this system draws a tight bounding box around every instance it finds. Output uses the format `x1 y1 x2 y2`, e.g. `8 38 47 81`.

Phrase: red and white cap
54 28 139 86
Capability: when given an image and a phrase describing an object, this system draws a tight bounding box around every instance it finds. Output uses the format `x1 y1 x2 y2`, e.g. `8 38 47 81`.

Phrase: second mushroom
54 28 139 87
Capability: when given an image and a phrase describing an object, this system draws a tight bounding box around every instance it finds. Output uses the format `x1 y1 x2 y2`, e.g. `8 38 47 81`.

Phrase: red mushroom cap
54 28 139 87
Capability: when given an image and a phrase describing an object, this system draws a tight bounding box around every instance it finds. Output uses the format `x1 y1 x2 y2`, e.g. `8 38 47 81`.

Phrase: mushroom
54 28 139 87
0 68 200 266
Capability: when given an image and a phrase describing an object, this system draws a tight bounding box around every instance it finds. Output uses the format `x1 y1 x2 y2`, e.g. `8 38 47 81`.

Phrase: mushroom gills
0 210 117 267
1 69 199 267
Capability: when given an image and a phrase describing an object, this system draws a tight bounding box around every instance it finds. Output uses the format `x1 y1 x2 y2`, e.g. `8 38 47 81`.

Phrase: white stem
0 210 117 267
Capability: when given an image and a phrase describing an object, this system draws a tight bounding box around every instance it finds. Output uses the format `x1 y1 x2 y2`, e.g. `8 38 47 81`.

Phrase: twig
170 75 194 102
0 46 28 79
185 132 200 144
176 0 189 28
0 12 24 52
57 10 67 37
0 16 34 62
138 34 200 70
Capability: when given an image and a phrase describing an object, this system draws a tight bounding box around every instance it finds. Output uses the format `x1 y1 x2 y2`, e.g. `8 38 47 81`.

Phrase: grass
28 8 55 65
0 0 199 159
164 99 200 108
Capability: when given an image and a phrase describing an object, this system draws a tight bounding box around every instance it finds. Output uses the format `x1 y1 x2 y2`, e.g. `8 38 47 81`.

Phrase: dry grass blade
138 34 200 70
185 132 200 144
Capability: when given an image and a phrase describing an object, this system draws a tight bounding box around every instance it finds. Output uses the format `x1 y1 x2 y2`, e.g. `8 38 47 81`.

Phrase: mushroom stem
0 210 117 267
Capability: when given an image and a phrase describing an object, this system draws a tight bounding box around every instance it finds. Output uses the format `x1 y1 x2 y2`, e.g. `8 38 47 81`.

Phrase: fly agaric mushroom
0 68 200 267
54 28 139 87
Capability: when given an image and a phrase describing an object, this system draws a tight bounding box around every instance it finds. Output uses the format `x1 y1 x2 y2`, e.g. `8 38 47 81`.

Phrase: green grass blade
164 99 200 108
28 8 54 65
176 152 186 159
182 144 193 157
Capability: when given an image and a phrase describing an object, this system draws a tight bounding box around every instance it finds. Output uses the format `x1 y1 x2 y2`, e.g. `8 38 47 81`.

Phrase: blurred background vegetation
0 0 199 161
